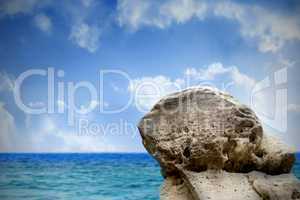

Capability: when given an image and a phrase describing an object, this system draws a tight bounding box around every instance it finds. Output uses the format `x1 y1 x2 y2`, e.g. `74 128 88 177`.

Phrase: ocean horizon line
1 152 299 154
0 151 149 154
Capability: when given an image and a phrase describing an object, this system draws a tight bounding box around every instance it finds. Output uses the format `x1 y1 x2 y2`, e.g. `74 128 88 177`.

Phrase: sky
0 0 300 152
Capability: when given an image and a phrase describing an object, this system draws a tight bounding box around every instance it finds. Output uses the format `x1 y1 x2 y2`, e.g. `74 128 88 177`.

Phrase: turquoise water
0 154 162 200
293 153 300 180
0 153 299 200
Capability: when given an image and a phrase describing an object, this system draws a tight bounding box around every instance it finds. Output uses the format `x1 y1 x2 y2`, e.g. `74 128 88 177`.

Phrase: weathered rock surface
248 171 300 200
161 170 300 200
177 170 262 200
160 177 193 200
256 135 295 175
138 87 299 200
138 87 294 176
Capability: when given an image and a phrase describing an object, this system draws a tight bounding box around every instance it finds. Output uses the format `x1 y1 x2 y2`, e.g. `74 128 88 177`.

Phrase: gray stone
248 171 300 200
138 87 299 200
179 170 261 200
172 169 300 200
255 135 296 175
138 87 294 176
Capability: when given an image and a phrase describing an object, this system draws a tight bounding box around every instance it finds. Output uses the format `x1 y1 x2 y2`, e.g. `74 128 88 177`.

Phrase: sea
0 153 299 200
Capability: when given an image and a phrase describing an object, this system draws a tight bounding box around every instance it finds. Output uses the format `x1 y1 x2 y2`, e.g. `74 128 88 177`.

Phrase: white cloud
0 71 14 92
0 102 16 151
47 131 116 152
185 62 256 90
0 99 116 152
42 117 56 132
117 0 300 53
57 100 65 111
160 0 207 24
117 0 159 30
34 13 52 33
214 1 300 53
57 100 108 113
288 104 300 113
185 62 231 80
21 114 117 152
70 22 101 53
230 67 256 90
90 100 99 109
31 116 116 152
129 75 184 111
117 0 207 30
0 1 105 52
129 62 256 112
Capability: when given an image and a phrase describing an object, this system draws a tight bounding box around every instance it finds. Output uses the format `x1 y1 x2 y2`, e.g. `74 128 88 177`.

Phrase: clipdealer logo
13 68 134 126
251 67 288 133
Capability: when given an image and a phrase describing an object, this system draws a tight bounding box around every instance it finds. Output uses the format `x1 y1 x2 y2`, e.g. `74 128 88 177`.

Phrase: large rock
138 87 294 176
